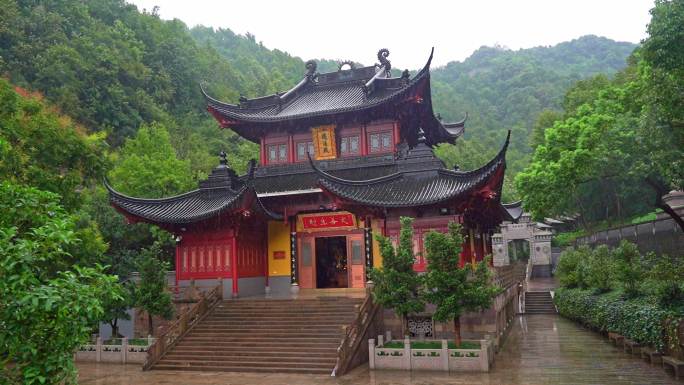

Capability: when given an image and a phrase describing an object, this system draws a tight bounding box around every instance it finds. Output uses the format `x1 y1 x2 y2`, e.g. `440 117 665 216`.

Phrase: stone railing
143 284 222 370
492 261 526 290
369 336 493 372
332 287 383 376
76 337 153 364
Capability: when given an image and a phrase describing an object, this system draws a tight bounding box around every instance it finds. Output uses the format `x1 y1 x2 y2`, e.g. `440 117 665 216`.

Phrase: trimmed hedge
554 288 675 351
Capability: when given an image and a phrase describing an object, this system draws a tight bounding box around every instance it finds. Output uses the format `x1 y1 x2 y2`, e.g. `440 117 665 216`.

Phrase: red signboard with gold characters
299 212 356 231
312 125 337 160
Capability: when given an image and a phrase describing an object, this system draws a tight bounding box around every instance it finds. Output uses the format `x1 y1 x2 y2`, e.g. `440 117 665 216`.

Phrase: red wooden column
174 243 180 286
259 137 266 165
393 121 400 148
360 124 368 156
231 234 238 297
287 134 295 163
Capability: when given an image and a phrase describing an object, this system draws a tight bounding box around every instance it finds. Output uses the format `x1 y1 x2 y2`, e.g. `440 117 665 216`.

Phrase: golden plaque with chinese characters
297 211 357 232
311 125 337 160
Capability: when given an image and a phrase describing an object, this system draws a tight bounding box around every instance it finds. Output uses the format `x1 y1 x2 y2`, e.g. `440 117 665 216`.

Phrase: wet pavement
78 314 681 385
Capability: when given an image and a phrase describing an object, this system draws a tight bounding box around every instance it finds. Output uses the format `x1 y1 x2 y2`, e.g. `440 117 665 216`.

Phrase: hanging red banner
299 212 356 231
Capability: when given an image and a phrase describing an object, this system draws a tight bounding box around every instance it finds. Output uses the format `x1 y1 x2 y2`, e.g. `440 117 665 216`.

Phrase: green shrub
554 288 675 351
556 246 592 288
586 245 613 293
612 241 646 298
552 229 586 247
645 253 684 309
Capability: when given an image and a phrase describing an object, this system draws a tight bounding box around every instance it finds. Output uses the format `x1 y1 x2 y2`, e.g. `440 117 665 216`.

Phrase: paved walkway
78 315 680 385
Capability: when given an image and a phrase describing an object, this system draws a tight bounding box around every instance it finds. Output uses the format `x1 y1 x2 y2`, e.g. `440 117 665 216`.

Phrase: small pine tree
135 244 174 336
423 222 501 346
369 217 424 336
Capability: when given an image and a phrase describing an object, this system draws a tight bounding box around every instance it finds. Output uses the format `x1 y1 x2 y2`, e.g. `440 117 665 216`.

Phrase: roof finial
417 128 427 144
219 150 228 166
305 60 317 79
338 60 355 71
377 48 391 77
401 69 410 84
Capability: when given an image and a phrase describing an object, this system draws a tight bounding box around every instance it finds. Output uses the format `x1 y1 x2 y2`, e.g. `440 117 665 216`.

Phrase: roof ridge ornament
417 128 427 144
401 69 410 84
219 150 228 166
305 60 317 80
376 48 391 77
338 60 355 71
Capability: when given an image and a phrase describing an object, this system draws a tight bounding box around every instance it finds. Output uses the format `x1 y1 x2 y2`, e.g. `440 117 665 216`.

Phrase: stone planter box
75 337 153 364
369 336 491 372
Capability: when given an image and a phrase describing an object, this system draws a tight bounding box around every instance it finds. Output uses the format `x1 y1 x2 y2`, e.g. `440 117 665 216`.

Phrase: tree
101 280 136 338
516 1 684 230
645 252 684 308
135 244 174 336
369 217 424 335
612 241 647 298
109 122 194 198
0 182 119 384
422 223 501 346
585 245 613 293
530 109 562 150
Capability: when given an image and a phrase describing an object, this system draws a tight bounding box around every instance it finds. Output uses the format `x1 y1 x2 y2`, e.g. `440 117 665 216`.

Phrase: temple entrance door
314 236 348 288
298 236 315 289
347 234 365 288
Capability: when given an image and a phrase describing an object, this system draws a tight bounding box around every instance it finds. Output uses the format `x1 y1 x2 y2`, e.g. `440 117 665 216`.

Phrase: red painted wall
176 226 267 281
176 229 234 280
236 229 266 278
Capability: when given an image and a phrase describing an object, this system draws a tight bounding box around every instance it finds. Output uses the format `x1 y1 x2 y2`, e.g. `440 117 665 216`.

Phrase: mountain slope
429 36 636 199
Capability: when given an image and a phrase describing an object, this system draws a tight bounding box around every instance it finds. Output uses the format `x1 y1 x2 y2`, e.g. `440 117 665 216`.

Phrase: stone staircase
525 291 557 314
152 297 363 373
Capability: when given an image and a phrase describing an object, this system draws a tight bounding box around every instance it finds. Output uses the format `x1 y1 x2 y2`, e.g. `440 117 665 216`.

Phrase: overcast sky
127 0 654 69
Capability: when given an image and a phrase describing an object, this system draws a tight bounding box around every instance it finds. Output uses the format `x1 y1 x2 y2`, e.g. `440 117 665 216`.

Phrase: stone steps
151 297 362 373
525 291 557 314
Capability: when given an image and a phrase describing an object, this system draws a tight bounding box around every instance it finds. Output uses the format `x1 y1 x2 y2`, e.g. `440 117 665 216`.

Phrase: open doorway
315 236 348 288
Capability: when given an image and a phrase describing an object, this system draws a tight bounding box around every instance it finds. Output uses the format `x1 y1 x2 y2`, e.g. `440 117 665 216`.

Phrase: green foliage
554 288 677 351
431 36 635 201
101 281 136 338
517 2 683 225
370 217 424 328
644 253 684 308
109 122 194 198
551 229 587 247
422 223 501 343
557 240 683 310
0 182 119 384
585 245 613 293
530 109 563 150
555 246 591 289
0 79 106 210
135 244 174 336
612 241 647 298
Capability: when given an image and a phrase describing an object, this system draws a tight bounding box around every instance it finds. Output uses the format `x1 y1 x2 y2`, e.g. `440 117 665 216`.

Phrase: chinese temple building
106 48 513 299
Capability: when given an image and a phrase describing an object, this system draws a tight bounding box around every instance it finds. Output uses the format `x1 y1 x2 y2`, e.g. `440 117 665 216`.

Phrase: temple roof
309 130 510 208
203 48 465 146
105 155 280 226
502 201 523 221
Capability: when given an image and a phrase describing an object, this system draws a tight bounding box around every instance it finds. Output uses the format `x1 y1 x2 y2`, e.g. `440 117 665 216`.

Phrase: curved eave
104 179 250 225
203 49 435 125
437 112 468 141
501 200 523 221
311 131 510 208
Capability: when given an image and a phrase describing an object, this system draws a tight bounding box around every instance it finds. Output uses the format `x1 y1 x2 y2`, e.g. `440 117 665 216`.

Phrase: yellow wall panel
371 219 383 268
267 221 291 276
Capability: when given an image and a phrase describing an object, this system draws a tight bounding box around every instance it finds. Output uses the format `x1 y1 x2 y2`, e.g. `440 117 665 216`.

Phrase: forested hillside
516 0 684 229
430 36 636 199
1 0 638 207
